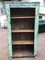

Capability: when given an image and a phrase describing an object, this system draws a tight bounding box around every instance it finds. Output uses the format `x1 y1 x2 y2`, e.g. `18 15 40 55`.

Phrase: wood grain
12 30 34 32
12 40 33 45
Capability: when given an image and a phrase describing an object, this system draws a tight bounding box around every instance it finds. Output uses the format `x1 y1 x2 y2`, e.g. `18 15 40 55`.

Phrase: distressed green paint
5 2 39 58
9 2 36 8
34 5 39 56
5 4 12 59
5 2 40 8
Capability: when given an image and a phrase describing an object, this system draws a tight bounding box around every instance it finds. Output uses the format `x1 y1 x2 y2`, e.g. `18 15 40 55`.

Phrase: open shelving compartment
10 8 35 57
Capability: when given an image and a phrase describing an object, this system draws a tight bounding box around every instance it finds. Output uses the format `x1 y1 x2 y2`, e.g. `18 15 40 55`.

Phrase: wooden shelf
12 30 34 33
12 40 33 45
11 8 35 58
12 50 34 57
11 16 34 19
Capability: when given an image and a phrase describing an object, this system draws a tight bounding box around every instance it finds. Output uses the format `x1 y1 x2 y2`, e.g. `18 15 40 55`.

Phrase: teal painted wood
34 5 39 56
5 4 12 60
5 2 39 58
5 2 40 8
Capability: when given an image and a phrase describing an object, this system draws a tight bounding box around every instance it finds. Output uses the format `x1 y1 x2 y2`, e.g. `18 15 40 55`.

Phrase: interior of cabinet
10 8 35 57
11 18 34 30
12 45 34 57
12 32 34 45
10 8 35 17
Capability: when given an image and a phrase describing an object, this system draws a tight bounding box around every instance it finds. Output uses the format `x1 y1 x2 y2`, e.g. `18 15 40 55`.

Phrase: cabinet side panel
5 4 12 59
34 5 39 56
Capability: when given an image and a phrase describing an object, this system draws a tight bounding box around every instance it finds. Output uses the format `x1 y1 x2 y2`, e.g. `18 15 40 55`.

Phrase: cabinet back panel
12 45 34 51
11 18 34 30
10 8 35 16
12 32 34 40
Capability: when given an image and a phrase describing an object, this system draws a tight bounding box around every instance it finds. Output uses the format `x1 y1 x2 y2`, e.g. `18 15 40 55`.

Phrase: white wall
0 2 3 8
0 15 7 28
30 0 43 5
40 6 45 14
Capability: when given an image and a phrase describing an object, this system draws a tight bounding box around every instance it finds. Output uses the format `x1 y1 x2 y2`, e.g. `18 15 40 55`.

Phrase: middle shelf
12 32 34 45
12 40 33 45
11 18 34 30
12 30 34 33
11 16 34 19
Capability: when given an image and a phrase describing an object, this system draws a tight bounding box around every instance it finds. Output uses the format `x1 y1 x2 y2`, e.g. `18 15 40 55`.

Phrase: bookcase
5 2 39 59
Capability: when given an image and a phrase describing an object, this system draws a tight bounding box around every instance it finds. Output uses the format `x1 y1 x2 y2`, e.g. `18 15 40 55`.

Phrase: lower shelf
12 45 34 57
12 50 34 57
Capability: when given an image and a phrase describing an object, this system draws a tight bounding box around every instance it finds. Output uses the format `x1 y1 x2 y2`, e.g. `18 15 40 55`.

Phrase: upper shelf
12 30 34 33
11 16 35 19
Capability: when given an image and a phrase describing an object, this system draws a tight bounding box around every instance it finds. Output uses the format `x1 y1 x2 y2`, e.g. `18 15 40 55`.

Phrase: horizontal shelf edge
11 16 35 19
12 40 34 45
12 30 34 33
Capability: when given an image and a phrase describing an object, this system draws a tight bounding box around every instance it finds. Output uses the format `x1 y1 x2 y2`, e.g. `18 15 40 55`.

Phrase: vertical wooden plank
34 5 39 56
5 4 12 59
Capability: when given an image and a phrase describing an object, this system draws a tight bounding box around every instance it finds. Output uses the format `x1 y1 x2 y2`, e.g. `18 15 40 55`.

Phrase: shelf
12 40 33 45
12 30 34 33
11 16 34 19
12 50 34 57
11 8 35 58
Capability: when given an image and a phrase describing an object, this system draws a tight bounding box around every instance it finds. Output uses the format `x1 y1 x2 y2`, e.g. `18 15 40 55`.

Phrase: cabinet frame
5 2 39 59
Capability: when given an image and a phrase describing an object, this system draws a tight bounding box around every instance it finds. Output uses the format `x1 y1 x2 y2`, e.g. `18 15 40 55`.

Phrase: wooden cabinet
5 2 39 59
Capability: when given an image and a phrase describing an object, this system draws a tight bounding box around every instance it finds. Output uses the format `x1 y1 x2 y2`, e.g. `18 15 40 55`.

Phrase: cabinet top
5 2 40 8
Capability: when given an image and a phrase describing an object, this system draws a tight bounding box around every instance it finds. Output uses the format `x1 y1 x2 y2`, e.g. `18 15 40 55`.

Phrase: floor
0 29 45 60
